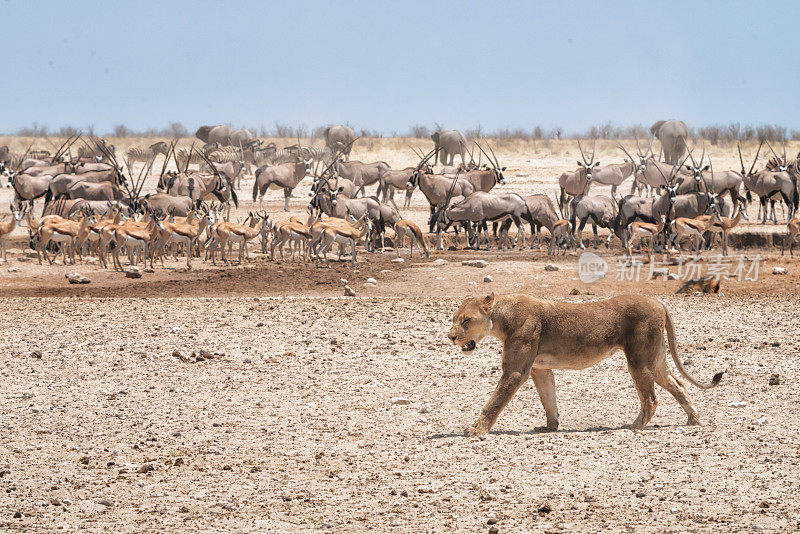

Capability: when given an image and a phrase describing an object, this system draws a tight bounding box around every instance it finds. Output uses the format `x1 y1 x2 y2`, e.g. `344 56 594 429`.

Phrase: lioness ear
480 293 495 313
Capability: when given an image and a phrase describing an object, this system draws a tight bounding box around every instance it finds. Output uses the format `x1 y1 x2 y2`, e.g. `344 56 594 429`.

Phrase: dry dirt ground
1 138 799 532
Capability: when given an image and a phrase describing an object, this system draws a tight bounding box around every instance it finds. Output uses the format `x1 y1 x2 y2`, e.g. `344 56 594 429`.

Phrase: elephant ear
430 132 439 143
650 120 666 136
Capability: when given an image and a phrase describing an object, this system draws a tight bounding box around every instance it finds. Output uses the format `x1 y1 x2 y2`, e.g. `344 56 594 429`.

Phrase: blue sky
2 0 797 135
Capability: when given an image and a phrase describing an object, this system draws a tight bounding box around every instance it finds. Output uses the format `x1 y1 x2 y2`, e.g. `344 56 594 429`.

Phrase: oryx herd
2 119 800 275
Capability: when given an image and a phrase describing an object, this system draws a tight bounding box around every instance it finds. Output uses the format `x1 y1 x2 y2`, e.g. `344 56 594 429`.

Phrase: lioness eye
462 318 470 326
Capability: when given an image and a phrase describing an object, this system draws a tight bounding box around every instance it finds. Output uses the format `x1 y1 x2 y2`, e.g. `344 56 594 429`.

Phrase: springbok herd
2 121 800 272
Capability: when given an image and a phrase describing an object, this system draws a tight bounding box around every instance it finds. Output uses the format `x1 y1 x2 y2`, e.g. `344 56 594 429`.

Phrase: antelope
111 216 163 270
558 140 599 216
252 157 312 211
334 160 391 197
270 220 312 262
0 203 26 260
667 206 720 254
393 219 429 258
626 216 667 256
441 192 528 250
499 194 559 249
211 212 268 264
588 159 635 197
379 165 429 207
158 210 213 267
36 210 96 265
548 197 574 255
317 214 373 266
569 194 618 249
741 141 797 223
781 214 800 256
697 200 748 256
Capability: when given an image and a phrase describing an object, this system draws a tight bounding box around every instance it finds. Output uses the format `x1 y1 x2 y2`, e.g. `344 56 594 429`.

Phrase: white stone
391 258 405 263
772 266 787 275
366 277 377 284
544 263 558 271
728 401 747 408
462 259 487 268
483 275 493 283
390 397 412 405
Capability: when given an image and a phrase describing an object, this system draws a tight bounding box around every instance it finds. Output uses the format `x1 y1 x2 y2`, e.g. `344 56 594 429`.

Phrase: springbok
667 206 720 254
270 220 312 262
781 213 800 256
317 214 372 266
0 203 26 260
626 216 666 257
36 210 96 265
393 219 429 258
211 212 268 264
696 200 748 256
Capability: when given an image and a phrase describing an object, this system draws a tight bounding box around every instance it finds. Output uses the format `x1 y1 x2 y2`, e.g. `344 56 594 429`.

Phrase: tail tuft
712 372 723 385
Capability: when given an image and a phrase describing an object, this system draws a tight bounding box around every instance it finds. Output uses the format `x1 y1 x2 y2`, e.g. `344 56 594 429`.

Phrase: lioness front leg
466 369 529 436
530 368 559 431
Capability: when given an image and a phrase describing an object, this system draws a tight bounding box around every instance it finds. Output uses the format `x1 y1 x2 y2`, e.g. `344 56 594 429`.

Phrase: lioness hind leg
655 365 701 426
530 368 559 431
626 365 658 430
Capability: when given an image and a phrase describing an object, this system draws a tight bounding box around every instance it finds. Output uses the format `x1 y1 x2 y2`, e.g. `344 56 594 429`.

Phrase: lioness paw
464 426 488 437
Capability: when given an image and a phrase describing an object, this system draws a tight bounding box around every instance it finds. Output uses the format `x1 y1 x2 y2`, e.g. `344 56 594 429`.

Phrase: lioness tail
665 307 723 389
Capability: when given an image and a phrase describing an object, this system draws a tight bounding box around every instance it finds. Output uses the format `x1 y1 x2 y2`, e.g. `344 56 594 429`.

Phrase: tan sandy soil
0 138 799 532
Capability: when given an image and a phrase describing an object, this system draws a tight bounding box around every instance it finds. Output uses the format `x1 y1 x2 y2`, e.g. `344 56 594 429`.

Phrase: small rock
179 505 189 513
728 401 748 408
537 503 552 515
487 518 498 525
62 498 73 506
769 374 781 386
390 397 412 405
340 278 348 284
667 273 679 280
49 498 61 506
144 268 155 273
772 266 787 275
753 417 767 425
432 258 447 265
483 275 493 283
97 498 113 507
650 267 669 279
7 266 20 273
66 272 90 284
544 263 558 272
366 277 377 284
13 511 21 518
489 528 499 534
124 266 142 278
462 259 487 268
31 350 42 359
569 288 580 295
417 403 431 414
391 258 405 263
137 464 154 473
344 285 356 297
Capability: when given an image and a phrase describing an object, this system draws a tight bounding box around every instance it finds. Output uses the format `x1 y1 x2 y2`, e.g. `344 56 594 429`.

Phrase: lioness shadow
428 423 680 439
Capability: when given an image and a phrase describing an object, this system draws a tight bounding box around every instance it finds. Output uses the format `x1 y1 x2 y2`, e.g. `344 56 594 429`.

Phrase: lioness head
448 293 495 352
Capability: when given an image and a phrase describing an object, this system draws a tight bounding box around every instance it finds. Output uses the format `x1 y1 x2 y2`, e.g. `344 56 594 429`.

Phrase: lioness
449 293 722 436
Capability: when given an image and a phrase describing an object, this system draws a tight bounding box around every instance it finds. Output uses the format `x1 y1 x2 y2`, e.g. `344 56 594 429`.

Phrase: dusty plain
0 138 798 532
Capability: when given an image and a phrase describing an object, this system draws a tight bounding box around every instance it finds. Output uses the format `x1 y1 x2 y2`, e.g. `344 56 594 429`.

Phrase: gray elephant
431 130 467 166
228 128 255 147
322 125 355 160
650 119 689 165
196 125 232 146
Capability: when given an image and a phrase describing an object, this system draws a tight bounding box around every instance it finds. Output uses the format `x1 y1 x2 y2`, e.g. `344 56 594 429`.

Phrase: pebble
137 464 154 473
483 275 493 283
417 403 431 414
344 285 356 297
489 528 499 534
769 374 781 386
432 259 447 265
124 266 143 278
772 266 787 275
667 273 679 280
7 266 20 273
31 350 42 359
366 277 377 284
391 258 405 263
390 397 412 405
537 503 552 515
728 401 748 408
97 498 113 507
66 272 90 284
544 263 559 271
462 259 487 268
